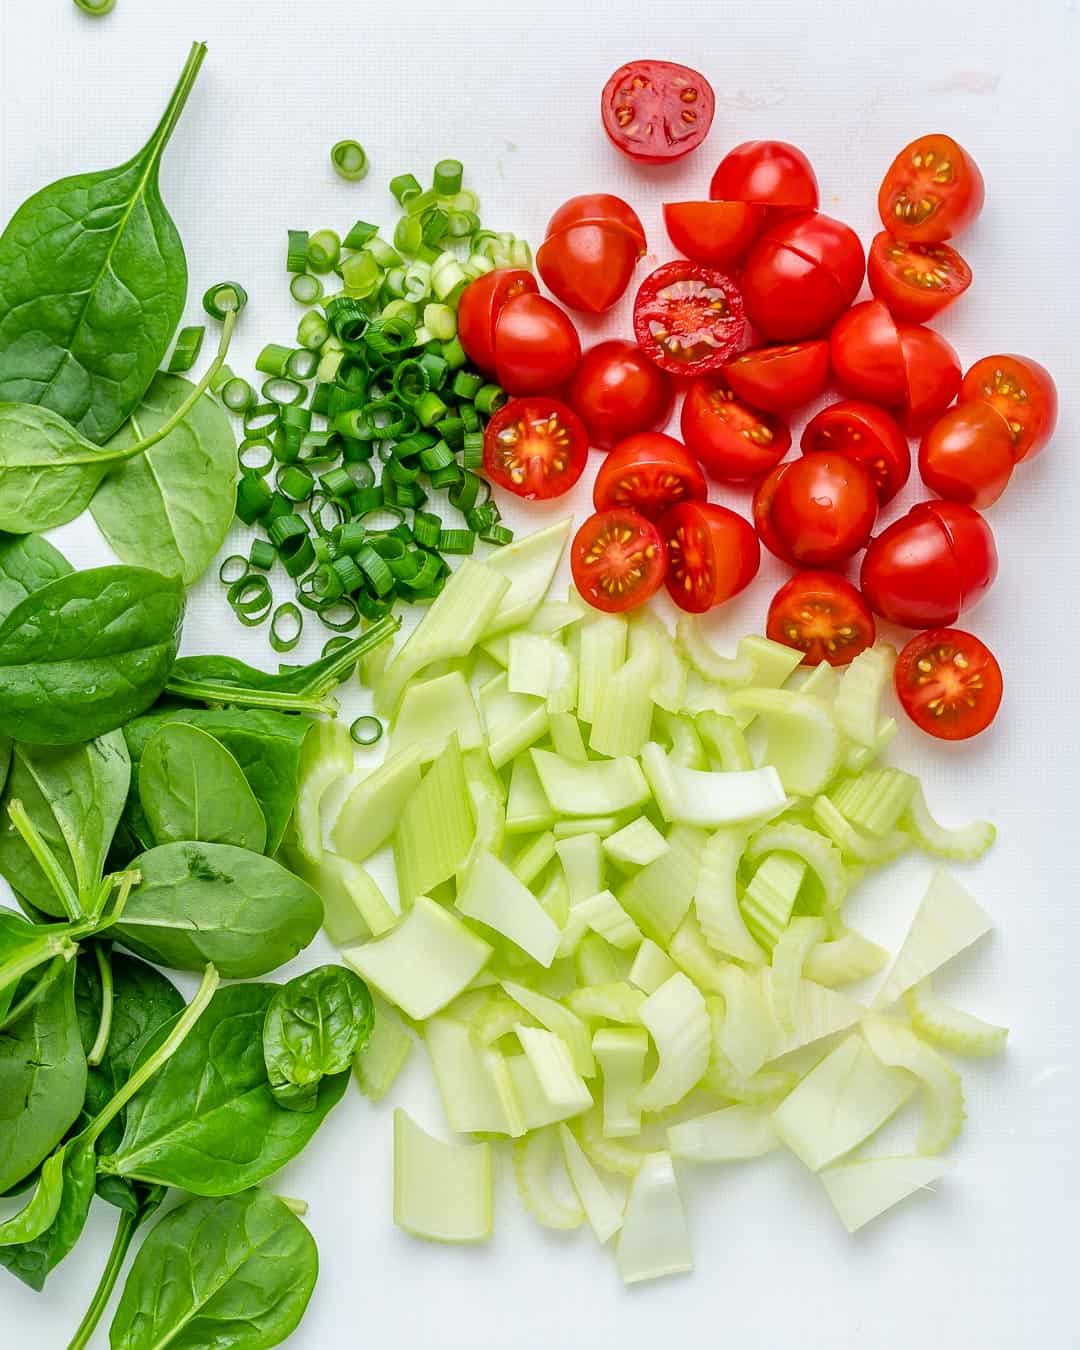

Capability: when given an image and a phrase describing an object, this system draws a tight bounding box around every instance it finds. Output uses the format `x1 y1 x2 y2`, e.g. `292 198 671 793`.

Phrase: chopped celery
342 895 491 1019
740 853 806 950
746 821 847 912
457 849 561 967
905 978 1008 1057
295 718 354 860
482 517 573 635
463 752 506 861
555 832 606 903
506 1053 587 1130
549 710 588 761
603 816 669 870
695 711 753 771
654 709 707 768
667 910 729 994
637 973 710 1112
577 612 627 725
681 671 754 726
536 868 571 930
515 1026 593 1115
642 742 786 827
844 716 897 773
484 1048 527 1136
575 932 624 987
676 615 756 684
311 851 397 944
729 688 840 797
393 1109 492 1243
740 634 805 689
573 890 643 950
616 1152 692 1285
508 633 577 713
559 1124 625 1243
811 795 908 865
770 917 828 1033
629 940 678 995
593 1027 649 1138
713 964 774 1078
354 994 413 1101
633 609 687 712
820 1155 950 1234
618 824 705 946
694 828 764 965
804 927 889 987
589 624 657 757
424 1016 514 1134
527 598 587 636
394 738 475 905
331 746 423 862
553 814 625 839
703 1048 796 1106
502 979 595 1076
833 643 895 748
506 752 555 835
577 1107 648 1176
668 1105 779 1162
473 992 529 1046
901 785 996 861
531 748 649 817
861 1016 965 1154
831 767 918 835
480 633 509 667
389 671 483 761
511 831 557 886
512 1126 584 1230
762 972 866 1060
568 983 645 1026
480 672 549 768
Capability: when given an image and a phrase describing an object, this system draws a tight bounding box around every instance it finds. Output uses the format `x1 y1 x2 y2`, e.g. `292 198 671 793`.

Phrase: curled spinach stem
6 798 82 920
87 944 114 1067
161 678 338 716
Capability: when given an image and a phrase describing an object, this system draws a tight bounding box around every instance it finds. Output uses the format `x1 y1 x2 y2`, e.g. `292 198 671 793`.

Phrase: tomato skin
800 400 910 504
662 501 760 613
752 461 797 564
593 432 707 520
457 269 538 375
899 324 961 433
867 231 972 323
708 141 819 210
894 628 1002 741
741 212 865 340
830 300 906 405
538 195 646 314
918 402 1014 509
633 261 746 376
766 571 876 666
723 341 830 412
567 340 673 450
546 194 647 251
766 452 878 567
492 293 582 395
930 500 998 609
601 60 715 164
571 508 667 613
663 200 766 267
961 354 1058 462
680 379 790 483
482 397 588 501
878 134 985 244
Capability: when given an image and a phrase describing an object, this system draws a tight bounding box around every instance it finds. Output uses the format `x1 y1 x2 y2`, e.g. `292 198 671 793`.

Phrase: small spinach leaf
0 531 71 624
0 1134 96 1290
138 723 266 852
263 965 374 1112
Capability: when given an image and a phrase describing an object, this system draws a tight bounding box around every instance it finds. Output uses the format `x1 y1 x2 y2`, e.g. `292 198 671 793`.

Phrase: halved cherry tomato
545 194 647 250
878 134 985 243
708 140 819 210
867 231 972 323
860 500 997 628
568 340 673 450
961 354 1058 462
829 300 906 405
633 261 745 376
493 293 581 395
593 432 707 520
723 341 830 413
537 194 646 313
766 571 876 666
457 269 538 375
752 460 795 564
571 508 666 613
681 379 790 482
741 211 864 340
601 60 715 164
765 452 877 566
662 200 765 267
899 324 961 433
482 397 588 500
800 400 910 504
661 501 760 613
894 628 1002 740
918 401 1014 508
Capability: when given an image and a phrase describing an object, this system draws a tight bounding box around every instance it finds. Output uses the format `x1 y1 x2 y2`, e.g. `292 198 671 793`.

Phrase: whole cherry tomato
661 501 760 613
961 354 1058 462
900 324 961 433
723 341 830 412
601 60 715 164
918 401 1015 508
741 211 864 340
493 293 581 395
681 379 790 482
766 571 876 666
800 400 910 503
568 340 673 449
764 452 878 566
571 508 667 613
546 194 647 249
878 134 985 243
867 230 972 323
593 432 707 520
830 300 906 405
537 194 646 313
860 500 997 628
457 269 538 375
894 627 1002 740
662 200 765 267
482 397 589 500
633 261 745 376
708 140 819 210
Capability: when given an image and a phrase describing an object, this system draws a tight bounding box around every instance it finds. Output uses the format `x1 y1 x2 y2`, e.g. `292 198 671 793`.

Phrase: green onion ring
270 602 303 653
350 715 383 747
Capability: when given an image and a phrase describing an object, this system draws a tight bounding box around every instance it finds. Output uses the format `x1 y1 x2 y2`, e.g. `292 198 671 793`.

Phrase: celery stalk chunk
559 1124 625 1243
531 748 649 817
728 688 841 796
508 633 577 713
901 785 996 861
393 1109 492 1243
516 1026 593 1115
502 979 595 1076
641 743 786 827
604 816 669 870
804 928 889 987
354 994 413 1101
618 824 705 947
294 719 354 861
668 1105 779 1162
637 973 710 1112
905 978 1008 1057
616 1152 693 1285
331 746 423 862
480 673 549 768
314 852 397 944
513 1127 584 1230
394 738 475 906
456 848 561 967
833 643 895 749
861 1016 965 1154
577 612 628 725
820 1155 951 1233
629 940 678 995
713 964 775 1078
762 971 866 1060
424 1016 513 1134
589 626 657 758
594 1027 649 1137
694 828 764 965
506 752 555 835
482 517 573 635
389 671 483 762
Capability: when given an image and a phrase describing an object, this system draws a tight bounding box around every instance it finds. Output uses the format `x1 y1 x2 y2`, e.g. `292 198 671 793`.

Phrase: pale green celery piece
511 831 557 887
552 814 625 840
393 1109 492 1243
811 795 909 865
423 1016 513 1133
567 983 645 1026
771 1033 916 1171
512 1127 584 1230
740 854 806 951
833 643 896 749
588 623 657 758
294 719 354 861
769 917 830 1033
577 1106 648 1175
577 612 627 725
904 977 1008 1057
604 816 669 871
574 933 623 988
456 848 561 967
462 746 506 803
594 1027 649 1138
479 634 509 668
531 748 649 817
470 991 527 1046
479 672 549 768
667 1104 779 1162
331 746 423 862
508 633 576 714
680 671 754 728
831 767 918 835
901 785 996 862
819 1155 951 1234
548 711 588 761
302 850 397 944
675 616 756 685
861 1015 965 1154
618 824 705 947
616 1152 692 1285
631 609 686 713
666 910 729 995
481 517 573 636
694 828 764 966
526 598 587 636
653 709 707 769
789 660 838 700
740 634 805 689
628 940 678 995
389 671 483 762
354 994 413 1101
506 751 555 835
804 927 889 987
394 739 475 906
728 688 841 797
462 756 505 864
559 1124 624 1242
712 964 775 1078
483 1048 527 1136
844 716 897 773
637 973 710 1112
506 1052 592 1130
572 890 642 951
342 896 491 1020
745 820 847 913
502 979 595 1076
516 1026 593 1114
695 711 752 771
702 1045 796 1106
641 743 786 827
536 868 570 929
762 970 866 1061
554 832 606 903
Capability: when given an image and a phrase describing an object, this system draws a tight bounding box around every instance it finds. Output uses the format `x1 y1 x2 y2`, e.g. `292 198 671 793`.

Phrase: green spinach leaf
138 723 266 852
0 1134 97 1290
68 1190 164 1350
0 403 114 534
109 1189 318 1349
0 531 71 624
263 965 374 1112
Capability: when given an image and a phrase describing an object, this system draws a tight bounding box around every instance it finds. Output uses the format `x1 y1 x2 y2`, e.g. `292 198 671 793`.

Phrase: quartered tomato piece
662 200 765 267
661 501 760 613
709 140 819 210
741 211 864 340
830 300 906 405
899 324 961 433
593 432 707 521
723 341 830 412
801 400 910 504
571 508 666 613
601 60 715 164
493 293 581 395
568 340 674 449
482 397 588 500
961 353 1058 462
766 571 876 666
895 628 1002 740
867 231 972 323
633 261 745 376
538 194 646 313
457 268 538 375
878 134 985 243
766 452 878 567
680 379 790 482
918 401 1015 508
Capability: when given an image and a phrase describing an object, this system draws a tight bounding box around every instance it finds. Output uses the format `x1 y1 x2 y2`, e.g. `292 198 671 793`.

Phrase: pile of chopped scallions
283 519 1006 1281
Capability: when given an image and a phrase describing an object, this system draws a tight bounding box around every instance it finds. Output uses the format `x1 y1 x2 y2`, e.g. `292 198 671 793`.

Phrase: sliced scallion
332 140 369 182
168 325 205 373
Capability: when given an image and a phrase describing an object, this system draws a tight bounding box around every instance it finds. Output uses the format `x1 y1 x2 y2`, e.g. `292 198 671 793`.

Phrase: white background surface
2 1 1079 1346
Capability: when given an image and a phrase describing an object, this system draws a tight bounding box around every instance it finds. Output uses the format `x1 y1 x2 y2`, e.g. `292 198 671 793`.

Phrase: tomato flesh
662 200 765 267
680 379 790 482
482 397 588 500
571 508 666 613
752 461 796 565
457 269 538 375
878 134 985 244
633 261 745 375
601 60 715 164
767 451 878 567
766 571 875 667
918 401 1014 508
723 341 830 413
568 340 673 450
961 354 1058 462
867 231 971 323
593 432 707 520
709 140 819 210
895 628 1002 740
662 501 760 613
800 400 910 504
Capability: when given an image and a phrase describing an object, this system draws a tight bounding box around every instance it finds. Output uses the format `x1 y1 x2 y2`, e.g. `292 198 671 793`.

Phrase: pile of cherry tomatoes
457 59 1058 741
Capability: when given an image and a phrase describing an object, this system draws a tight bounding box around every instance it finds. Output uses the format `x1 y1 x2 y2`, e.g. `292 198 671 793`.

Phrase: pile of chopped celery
293 519 1006 1281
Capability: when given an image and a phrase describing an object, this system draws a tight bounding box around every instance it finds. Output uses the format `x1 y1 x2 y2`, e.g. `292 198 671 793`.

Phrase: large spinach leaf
101 983 347 1195
0 531 71 624
110 1190 318 1349
0 43 205 443
0 403 115 534
0 565 184 745
138 723 266 853
113 841 322 978
92 374 237 585
263 965 374 1112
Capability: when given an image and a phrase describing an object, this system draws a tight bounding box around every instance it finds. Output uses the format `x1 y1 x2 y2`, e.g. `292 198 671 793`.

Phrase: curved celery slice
567 983 645 1026
482 517 573 636
573 889 643 951
553 813 626 840
747 821 847 912
729 688 840 796
506 1054 583 1131
713 963 775 1078
604 816 669 870
695 710 753 771
480 673 549 769
770 917 829 1033
905 978 1008 1057
629 939 678 994
509 633 577 714
389 671 483 764
342 895 491 1020
424 1016 514 1134
804 927 889 987
663 912 724 995
616 1152 692 1285
654 709 707 769
502 979 595 1077
762 972 865 1060
790 660 838 700
295 719 354 861
637 973 711 1112
394 738 475 906
740 634 805 690
527 598 587 637
589 621 658 758
831 767 917 835
513 1126 584 1230
902 785 996 862
313 851 397 944
681 671 753 726
833 643 895 749
633 609 686 713
694 828 764 966
811 795 908 864
617 825 704 946
457 849 561 967
578 1106 648 1175
393 1109 492 1243
549 710 588 761
593 1027 649 1138
559 1124 625 1243
354 994 412 1101
740 853 806 951
668 1104 778 1162
703 1048 796 1106
537 868 570 930
676 616 755 685
531 749 649 817
575 933 623 987
331 746 423 862
577 612 627 725
515 1026 593 1116
511 831 556 887
862 1016 965 1154
506 752 554 835
555 832 606 903
641 742 786 827
474 992 532 1047
821 1155 950 1233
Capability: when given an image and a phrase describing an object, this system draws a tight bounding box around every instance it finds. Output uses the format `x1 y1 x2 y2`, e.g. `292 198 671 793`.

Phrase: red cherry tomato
482 397 588 500
830 300 907 405
545 194 647 250
766 571 876 666
900 324 961 433
878 134 985 244
765 452 877 566
723 341 830 413
961 354 1058 462
633 261 745 376
537 195 646 313
662 200 765 267
918 401 1014 509
867 231 972 323
680 379 790 482
457 269 538 376
662 501 760 613
741 211 864 340
860 500 997 628
895 628 1002 740
571 508 666 613
708 141 819 210
567 340 673 450
752 460 796 564
800 400 910 504
493 293 581 395
593 432 707 520
601 60 715 164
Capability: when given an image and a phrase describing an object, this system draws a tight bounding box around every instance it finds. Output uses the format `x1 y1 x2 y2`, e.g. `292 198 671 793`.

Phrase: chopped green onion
262 377 306 407
390 173 422 205
74 0 117 12
202 281 248 320
285 347 319 381
331 139 369 181
307 228 342 273
218 555 249 586
235 471 273 524
249 539 276 571
343 219 379 249
227 573 273 626
297 310 330 349
350 715 383 747
168 324 205 373
287 229 310 273
256 343 293 377
222 377 256 414
433 158 464 195
270 602 303 653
